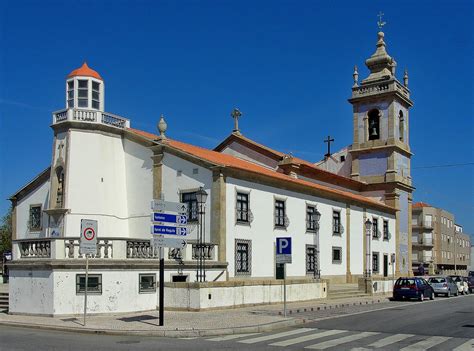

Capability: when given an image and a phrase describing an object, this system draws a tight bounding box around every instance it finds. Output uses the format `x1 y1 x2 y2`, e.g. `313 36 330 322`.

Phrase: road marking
399 336 451 350
305 331 379 350
453 339 474 351
269 329 347 347
239 328 314 344
368 333 415 348
208 333 260 341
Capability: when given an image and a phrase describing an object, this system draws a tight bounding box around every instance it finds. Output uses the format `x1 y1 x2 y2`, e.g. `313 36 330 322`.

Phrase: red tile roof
68 62 103 80
413 202 432 208
127 128 394 212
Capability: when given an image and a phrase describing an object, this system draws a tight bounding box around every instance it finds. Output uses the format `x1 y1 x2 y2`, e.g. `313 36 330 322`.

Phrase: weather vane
377 11 386 30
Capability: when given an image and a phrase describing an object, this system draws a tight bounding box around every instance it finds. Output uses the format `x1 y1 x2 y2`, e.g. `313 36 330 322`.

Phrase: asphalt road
1 295 473 351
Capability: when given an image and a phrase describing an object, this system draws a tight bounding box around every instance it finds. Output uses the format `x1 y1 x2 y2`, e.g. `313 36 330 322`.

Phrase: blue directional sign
151 225 187 236
152 213 187 225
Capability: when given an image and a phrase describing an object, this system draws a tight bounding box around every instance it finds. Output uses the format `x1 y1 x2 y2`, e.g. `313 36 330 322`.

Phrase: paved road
1 295 473 351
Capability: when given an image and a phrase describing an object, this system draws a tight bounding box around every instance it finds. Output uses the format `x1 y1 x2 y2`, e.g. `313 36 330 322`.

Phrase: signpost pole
83 254 89 326
283 263 287 318
159 246 164 326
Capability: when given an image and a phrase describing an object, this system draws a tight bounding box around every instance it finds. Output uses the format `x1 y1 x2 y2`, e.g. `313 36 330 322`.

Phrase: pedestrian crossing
205 328 474 350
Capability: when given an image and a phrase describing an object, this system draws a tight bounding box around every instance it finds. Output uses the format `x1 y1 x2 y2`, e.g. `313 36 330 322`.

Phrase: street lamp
365 218 372 278
195 187 208 282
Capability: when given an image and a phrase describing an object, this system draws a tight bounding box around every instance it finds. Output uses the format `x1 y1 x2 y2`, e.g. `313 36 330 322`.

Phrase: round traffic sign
83 227 96 241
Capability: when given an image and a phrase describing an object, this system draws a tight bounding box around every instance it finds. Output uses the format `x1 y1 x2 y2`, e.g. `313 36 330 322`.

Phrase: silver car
428 276 458 297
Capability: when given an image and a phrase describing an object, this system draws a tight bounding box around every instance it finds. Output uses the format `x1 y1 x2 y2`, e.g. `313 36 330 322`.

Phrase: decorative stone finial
231 108 242 134
403 69 409 87
157 114 167 140
353 65 359 87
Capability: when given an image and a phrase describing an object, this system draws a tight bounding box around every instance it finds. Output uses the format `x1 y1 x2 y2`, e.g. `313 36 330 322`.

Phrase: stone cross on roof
377 11 386 30
231 108 242 135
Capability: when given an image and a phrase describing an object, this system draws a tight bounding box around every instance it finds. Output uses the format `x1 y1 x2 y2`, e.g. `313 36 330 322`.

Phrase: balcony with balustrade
412 234 434 249
52 108 130 130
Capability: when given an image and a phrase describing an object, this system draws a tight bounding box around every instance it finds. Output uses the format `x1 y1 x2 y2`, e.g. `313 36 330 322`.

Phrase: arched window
399 111 404 142
56 167 65 208
368 109 380 141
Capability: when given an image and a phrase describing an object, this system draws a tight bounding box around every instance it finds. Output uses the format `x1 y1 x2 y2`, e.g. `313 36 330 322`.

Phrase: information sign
151 225 187 236
80 219 98 255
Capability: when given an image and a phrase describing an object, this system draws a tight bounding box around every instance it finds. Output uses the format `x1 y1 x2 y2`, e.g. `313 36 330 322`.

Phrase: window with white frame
29 205 42 231
274 200 286 228
372 218 379 238
332 247 342 263
332 211 342 235
236 192 249 223
67 80 74 108
92 81 100 109
372 252 379 273
235 240 251 275
181 191 198 222
306 245 317 274
383 220 389 240
139 274 156 293
77 79 88 108
306 205 318 232
76 274 102 294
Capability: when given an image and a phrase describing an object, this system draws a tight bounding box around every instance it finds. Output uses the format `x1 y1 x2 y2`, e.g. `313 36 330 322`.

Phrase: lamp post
314 209 321 279
195 187 208 282
364 219 372 278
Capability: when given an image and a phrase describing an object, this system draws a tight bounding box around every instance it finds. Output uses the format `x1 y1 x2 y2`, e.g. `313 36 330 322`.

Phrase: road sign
151 213 187 225
151 200 188 214
276 237 292 264
151 225 187 236
152 235 187 249
80 219 98 255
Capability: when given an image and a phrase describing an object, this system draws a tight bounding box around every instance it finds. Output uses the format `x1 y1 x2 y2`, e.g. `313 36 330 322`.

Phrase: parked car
462 277 471 294
393 277 435 301
449 275 469 295
428 276 458 297
467 276 474 293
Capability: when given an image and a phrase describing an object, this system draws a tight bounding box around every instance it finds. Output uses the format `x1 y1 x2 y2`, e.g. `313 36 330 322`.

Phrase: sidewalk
0 291 390 337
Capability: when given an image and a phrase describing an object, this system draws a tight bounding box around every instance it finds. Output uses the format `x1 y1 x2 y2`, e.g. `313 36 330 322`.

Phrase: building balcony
52 108 130 129
412 221 434 231
412 237 434 248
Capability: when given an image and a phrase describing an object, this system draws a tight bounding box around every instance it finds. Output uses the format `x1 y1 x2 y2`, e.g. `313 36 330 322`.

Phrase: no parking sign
80 219 98 255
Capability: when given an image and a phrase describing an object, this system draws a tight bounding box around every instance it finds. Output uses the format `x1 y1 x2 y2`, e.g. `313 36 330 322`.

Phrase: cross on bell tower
324 135 334 158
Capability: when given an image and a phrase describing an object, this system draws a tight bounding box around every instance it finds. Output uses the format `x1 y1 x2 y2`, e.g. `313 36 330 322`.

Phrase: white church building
8 29 413 315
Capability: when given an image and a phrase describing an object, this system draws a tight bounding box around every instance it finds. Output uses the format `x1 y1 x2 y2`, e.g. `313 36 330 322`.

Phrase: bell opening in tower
368 109 380 141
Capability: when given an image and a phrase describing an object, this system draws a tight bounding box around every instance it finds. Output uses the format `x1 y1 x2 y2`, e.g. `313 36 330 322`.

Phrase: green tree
0 207 12 255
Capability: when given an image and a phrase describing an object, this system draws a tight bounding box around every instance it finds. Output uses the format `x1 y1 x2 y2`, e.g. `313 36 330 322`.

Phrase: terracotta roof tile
68 62 103 80
413 202 432 208
127 128 394 212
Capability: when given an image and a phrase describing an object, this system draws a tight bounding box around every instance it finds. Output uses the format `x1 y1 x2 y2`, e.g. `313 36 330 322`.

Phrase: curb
277 297 386 315
0 317 306 338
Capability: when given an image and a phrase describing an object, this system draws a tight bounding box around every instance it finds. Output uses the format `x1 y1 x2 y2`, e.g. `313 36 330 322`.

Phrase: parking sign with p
276 237 292 263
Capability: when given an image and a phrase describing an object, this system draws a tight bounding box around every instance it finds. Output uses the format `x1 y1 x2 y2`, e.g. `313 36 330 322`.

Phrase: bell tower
348 27 414 276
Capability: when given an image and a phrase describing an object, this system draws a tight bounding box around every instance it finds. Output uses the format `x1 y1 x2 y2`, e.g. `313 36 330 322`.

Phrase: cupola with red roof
65 62 105 111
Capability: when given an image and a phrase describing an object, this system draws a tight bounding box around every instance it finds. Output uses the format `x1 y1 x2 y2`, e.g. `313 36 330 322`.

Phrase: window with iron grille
372 218 379 238
306 206 318 232
76 274 102 294
181 191 198 222
29 205 42 231
306 245 317 274
383 220 389 240
372 252 379 273
274 200 286 227
235 240 251 275
332 247 342 263
333 211 341 235
139 274 156 293
236 192 249 223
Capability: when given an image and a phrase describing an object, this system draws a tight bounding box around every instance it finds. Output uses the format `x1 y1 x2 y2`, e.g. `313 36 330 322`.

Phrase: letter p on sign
276 237 292 255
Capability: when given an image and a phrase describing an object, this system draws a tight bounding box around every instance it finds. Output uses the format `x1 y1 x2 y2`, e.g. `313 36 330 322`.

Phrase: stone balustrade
18 239 51 258
64 238 113 258
52 108 130 129
352 80 410 100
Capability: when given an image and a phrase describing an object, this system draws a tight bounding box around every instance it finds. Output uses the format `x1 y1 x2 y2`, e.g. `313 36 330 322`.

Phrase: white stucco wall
15 179 50 241
350 206 364 275
9 269 54 315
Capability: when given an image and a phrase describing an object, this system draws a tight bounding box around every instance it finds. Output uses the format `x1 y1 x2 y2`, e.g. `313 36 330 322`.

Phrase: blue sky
1 1 473 237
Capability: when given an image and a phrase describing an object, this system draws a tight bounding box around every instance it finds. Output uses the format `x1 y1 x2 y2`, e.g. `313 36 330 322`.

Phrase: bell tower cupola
66 62 104 111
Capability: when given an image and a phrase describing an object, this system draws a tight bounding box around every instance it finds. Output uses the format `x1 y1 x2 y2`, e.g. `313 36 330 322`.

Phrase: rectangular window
236 192 249 223
181 191 198 222
235 240 251 275
78 79 88 108
372 252 379 273
332 211 341 235
29 205 42 231
306 205 317 232
67 80 74 108
274 200 286 227
92 81 100 109
372 218 379 238
139 274 156 293
332 247 342 263
306 245 317 274
76 274 102 294
383 220 389 240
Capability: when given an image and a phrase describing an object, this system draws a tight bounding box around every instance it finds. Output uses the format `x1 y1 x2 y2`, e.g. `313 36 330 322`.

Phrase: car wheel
447 291 451 297
455 290 459 297
419 293 424 302
430 291 434 300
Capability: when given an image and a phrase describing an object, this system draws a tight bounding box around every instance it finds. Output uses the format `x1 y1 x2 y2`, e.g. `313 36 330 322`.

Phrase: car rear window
396 278 415 286
429 278 445 283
